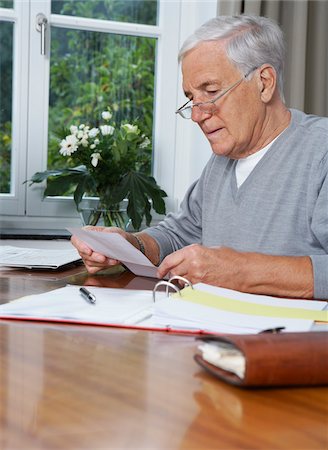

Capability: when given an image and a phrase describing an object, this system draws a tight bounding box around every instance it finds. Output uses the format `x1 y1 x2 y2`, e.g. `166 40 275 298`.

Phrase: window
0 20 13 194
0 0 217 229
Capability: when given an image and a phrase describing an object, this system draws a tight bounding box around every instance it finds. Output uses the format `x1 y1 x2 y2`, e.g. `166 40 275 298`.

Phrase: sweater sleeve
310 155 328 300
310 255 328 300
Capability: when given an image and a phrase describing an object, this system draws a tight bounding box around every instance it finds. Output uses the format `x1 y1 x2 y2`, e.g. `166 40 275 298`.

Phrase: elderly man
71 15 328 300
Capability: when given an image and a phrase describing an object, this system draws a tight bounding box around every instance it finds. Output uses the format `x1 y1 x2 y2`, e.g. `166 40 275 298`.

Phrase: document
0 286 164 326
68 227 160 278
0 245 81 269
0 283 326 334
152 281 327 332
174 283 328 321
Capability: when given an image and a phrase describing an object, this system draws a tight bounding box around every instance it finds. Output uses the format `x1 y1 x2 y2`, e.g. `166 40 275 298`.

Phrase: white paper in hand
68 228 159 278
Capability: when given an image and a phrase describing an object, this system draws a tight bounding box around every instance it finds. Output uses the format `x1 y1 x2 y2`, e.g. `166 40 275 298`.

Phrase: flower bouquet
26 107 167 230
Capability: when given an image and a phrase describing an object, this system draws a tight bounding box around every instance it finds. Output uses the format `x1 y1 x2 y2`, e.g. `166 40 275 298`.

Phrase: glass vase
79 205 132 230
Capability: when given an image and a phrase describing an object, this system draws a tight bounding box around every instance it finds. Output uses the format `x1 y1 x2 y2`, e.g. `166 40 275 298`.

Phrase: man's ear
258 65 277 103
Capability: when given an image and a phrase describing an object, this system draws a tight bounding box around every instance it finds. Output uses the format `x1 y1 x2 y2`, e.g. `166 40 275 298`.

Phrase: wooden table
0 265 327 449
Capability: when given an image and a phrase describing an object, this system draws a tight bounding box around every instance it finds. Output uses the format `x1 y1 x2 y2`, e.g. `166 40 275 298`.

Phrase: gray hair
179 15 285 100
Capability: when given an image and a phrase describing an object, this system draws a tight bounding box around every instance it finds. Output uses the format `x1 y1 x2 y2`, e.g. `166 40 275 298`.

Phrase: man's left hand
157 244 247 290
156 244 314 298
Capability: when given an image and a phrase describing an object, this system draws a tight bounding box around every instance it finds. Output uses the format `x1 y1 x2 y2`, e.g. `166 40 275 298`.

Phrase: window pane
48 27 156 193
51 0 158 26
0 1 13 8
0 21 13 194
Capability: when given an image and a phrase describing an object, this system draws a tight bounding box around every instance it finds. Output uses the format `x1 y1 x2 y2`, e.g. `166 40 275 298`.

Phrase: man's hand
157 245 246 289
71 226 137 274
157 244 314 299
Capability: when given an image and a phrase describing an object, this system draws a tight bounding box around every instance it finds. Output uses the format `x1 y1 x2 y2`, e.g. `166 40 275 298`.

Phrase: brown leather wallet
195 332 328 388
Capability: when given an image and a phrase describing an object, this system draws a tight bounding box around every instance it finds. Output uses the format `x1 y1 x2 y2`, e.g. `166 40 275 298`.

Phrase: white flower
79 124 85 129
121 123 138 134
101 111 112 121
90 144 96 150
80 135 89 147
91 152 101 167
70 125 78 135
77 130 84 139
89 127 99 138
139 136 150 149
59 134 79 156
100 125 115 136
94 138 100 145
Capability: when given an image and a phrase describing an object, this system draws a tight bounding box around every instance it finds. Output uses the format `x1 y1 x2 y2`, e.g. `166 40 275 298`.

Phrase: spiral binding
152 275 194 302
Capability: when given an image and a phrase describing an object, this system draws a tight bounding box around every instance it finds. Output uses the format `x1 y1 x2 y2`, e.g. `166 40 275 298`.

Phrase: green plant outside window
51 0 157 25
0 20 13 194
0 1 13 8
48 27 156 177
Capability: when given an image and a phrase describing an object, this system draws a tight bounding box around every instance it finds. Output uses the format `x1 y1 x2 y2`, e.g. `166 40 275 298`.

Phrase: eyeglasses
175 67 258 119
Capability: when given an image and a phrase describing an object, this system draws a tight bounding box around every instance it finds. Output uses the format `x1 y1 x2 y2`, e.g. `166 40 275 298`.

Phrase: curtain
216 0 328 117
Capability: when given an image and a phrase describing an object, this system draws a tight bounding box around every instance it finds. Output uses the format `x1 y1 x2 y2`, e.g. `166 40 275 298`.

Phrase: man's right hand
70 226 136 274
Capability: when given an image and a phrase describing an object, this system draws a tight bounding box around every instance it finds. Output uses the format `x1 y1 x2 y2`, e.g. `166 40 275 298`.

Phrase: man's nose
191 106 211 123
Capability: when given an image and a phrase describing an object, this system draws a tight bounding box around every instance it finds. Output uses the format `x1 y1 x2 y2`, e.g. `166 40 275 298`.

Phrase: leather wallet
195 332 328 388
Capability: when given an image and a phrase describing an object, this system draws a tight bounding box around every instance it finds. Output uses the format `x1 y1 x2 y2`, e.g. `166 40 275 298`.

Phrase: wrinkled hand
157 244 246 290
157 244 314 298
71 226 135 274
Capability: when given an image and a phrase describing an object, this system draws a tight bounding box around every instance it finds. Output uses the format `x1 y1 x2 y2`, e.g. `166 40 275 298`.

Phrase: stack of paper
0 285 162 325
0 245 81 269
197 341 245 378
0 283 326 334
152 282 327 333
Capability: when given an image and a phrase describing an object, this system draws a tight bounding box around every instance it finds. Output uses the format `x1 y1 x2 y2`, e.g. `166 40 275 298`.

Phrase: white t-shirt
235 135 281 188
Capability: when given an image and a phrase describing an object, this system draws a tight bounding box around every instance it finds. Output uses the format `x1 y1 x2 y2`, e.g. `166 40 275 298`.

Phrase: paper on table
153 297 316 333
0 284 316 334
175 283 328 322
0 285 165 325
151 281 327 333
0 245 81 269
68 228 159 278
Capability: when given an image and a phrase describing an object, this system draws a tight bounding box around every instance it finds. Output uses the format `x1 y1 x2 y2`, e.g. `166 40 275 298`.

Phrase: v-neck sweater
146 109 328 299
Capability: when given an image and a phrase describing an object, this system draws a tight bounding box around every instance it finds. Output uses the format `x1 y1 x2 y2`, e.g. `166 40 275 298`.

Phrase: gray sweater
147 109 328 299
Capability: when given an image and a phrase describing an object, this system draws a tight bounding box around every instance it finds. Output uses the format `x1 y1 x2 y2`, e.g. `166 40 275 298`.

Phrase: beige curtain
216 0 328 117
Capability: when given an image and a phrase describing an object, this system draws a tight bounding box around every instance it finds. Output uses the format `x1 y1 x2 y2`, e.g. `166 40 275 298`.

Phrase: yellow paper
173 287 328 322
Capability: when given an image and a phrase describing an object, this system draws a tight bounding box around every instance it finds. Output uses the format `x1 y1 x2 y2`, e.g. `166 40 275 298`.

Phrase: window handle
36 13 48 55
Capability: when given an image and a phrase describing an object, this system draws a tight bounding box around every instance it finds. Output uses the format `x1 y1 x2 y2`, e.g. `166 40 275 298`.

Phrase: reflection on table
0 264 327 449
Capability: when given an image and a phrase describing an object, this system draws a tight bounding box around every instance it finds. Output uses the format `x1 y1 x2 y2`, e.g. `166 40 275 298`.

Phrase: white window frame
0 1 29 216
0 0 218 230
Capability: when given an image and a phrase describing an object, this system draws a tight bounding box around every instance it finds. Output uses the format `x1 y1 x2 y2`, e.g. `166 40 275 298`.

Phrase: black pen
260 326 285 333
79 287 96 304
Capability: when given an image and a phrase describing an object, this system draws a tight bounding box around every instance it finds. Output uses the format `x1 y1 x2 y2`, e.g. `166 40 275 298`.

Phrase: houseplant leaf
119 171 167 230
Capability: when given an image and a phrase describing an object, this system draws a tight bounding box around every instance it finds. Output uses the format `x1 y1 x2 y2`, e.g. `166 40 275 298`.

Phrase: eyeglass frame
175 66 259 119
